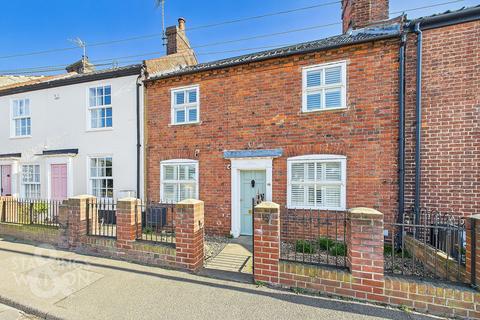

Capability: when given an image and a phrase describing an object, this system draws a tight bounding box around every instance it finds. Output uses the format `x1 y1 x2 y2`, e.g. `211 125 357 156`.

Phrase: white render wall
0 74 144 200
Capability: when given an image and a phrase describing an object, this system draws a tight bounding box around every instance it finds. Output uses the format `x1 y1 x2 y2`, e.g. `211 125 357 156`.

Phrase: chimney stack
166 17 192 55
65 56 95 74
342 0 389 33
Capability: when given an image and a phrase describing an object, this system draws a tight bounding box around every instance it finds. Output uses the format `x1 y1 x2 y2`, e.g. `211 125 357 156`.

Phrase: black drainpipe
397 32 406 226
136 72 143 200
414 22 423 224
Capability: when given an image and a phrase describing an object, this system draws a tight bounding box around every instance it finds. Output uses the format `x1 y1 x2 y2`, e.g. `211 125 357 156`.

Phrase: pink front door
1 165 12 196
51 164 68 200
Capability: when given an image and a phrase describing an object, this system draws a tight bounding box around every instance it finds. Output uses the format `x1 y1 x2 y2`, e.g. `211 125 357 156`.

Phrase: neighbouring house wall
0 75 144 200
145 39 400 235
404 20 480 216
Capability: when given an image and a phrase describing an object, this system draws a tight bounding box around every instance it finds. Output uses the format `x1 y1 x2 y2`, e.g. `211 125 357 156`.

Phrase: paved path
0 238 438 320
0 303 38 319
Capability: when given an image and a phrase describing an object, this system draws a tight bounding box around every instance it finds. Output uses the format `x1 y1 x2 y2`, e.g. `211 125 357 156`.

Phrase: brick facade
342 0 389 32
145 39 400 235
404 20 480 217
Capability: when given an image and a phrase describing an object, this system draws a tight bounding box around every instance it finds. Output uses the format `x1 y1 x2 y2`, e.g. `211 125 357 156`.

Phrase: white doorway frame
230 158 273 238
45 157 74 200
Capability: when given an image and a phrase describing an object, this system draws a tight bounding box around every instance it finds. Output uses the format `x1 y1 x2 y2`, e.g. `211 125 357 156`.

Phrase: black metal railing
280 208 348 269
0 198 60 227
136 201 175 245
86 198 117 238
385 207 466 283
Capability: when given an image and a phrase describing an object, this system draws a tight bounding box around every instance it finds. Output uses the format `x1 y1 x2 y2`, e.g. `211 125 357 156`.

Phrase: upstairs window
90 157 113 198
302 61 346 112
11 99 31 137
160 160 198 202
171 86 199 125
88 85 112 129
287 155 346 210
22 165 40 198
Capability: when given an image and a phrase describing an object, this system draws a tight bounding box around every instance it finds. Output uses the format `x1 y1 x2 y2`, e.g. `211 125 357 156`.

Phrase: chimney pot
178 17 186 31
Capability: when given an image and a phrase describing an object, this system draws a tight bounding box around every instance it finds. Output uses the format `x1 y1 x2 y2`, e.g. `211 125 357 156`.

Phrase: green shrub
329 243 347 256
143 227 153 235
317 237 335 250
295 240 315 254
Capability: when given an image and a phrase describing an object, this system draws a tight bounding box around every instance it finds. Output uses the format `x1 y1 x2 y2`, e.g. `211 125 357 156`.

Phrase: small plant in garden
317 237 334 250
143 227 153 235
255 281 266 287
329 243 347 256
295 240 315 254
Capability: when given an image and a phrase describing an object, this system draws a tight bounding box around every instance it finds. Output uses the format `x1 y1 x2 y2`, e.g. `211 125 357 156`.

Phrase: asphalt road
0 238 439 320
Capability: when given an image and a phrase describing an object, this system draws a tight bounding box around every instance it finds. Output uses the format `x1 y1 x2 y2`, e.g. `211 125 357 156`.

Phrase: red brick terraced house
144 0 480 238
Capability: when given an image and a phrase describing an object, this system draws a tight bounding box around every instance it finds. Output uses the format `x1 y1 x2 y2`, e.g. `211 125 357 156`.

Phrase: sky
0 0 478 75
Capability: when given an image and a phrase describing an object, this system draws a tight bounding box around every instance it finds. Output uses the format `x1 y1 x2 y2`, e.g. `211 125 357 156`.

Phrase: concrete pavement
0 237 439 320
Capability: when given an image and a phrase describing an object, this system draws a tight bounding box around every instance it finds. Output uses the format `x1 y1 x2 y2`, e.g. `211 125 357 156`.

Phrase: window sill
168 121 202 127
10 135 32 140
86 127 114 133
301 106 347 114
286 206 346 211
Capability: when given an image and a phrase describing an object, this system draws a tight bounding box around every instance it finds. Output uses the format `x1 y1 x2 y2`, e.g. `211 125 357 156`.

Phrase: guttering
414 22 423 224
0 65 143 97
146 33 400 82
409 5 480 31
397 32 406 225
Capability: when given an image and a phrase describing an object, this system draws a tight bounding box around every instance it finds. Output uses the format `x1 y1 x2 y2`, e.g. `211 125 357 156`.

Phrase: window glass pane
291 163 305 182
291 185 305 206
307 93 322 110
325 162 341 181
163 165 177 180
179 183 196 201
307 186 315 206
104 94 111 105
187 165 196 180
316 162 324 181
188 89 197 103
176 110 185 123
315 187 323 206
175 91 185 105
306 163 315 181
325 186 341 207
325 89 342 108
163 183 176 202
104 86 111 96
306 70 321 87
325 66 342 85
188 108 197 122
24 99 30 115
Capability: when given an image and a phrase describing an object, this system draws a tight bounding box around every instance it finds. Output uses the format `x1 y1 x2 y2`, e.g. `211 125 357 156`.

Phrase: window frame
170 85 200 125
302 61 347 113
21 164 41 199
10 98 32 138
287 155 346 210
86 84 113 131
87 155 114 199
160 159 199 203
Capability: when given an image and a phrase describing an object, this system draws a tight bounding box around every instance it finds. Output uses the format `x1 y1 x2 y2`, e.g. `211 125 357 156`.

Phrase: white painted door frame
230 158 273 238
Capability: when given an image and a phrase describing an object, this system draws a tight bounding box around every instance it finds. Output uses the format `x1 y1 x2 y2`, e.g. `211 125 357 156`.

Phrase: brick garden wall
145 38 400 235
404 20 480 217
0 223 61 246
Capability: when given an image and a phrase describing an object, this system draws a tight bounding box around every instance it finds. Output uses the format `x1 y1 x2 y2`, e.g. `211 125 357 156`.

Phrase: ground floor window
160 160 198 202
287 155 346 210
89 156 113 198
22 164 40 198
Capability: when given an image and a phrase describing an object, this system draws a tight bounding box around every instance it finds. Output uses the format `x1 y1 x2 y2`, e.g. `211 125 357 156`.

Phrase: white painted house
0 63 145 200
